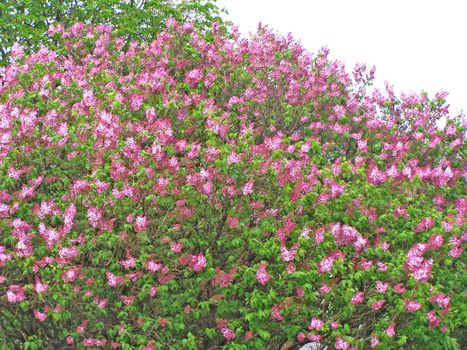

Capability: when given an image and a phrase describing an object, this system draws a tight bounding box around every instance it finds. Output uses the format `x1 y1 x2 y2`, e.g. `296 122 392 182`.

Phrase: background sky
216 0 466 116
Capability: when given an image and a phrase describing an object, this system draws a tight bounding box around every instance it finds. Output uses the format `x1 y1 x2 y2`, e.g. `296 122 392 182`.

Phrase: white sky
216 0 466 116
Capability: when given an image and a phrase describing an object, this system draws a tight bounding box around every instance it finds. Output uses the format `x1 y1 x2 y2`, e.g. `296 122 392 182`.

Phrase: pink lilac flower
370 336 380 348
106 271 124 287
211 267 237 287
170 242 184 253
393 283 406 294
119 295 135 305
6 285 26 303
375 280 389 294
414 216 435 233
87 206 102 228
271 304 283 321
256 263 270 285
149 286 158 297
335 336 350 349
359 259 373 270
427 310 441 328
318 256 334 273
386 323 396 337
351 291 364 304
404 299 422 312
33 310 47 322
59 246 80 260
34 278 49 293
371 299 385 310
220 326 235 340
286 262 296 274
314 227 325 244
319 282 331 294
146 259 162 272
242 180 254 195
430 293 450 310
309 317 324 331
190 253 206 272
280 244 298 262
10 42 24 60
227 216 239 229
134 215 149 232
120 256 136 269
428 234 444 250
94 297 108 309
376 261 388 272
62 266 80 283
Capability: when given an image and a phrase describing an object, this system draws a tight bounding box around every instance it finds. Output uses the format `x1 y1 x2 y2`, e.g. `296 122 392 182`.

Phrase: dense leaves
0 20 465 349
0 0 225 66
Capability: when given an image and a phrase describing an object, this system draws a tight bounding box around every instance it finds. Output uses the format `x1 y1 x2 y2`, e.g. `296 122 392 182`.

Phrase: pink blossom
120 256 136 269
370 336 380 348
190 253 206 272
256 263 270 285
62 266 80 283
87 206 102 228
271 304 283 321
309 317 324 331
59 246 80 260
371 299 385 310
375 280 389 294
430 293 450 310
134 215 149 232
106 271 124 287
170 242 184 253
319 282 331 294
146 259 163 272
94 297 108 309
6 285 26 303
386 323 396 337
404 299 422 312
227 216 239 229
308 334 323 342
149 286 158 297
220 326 235 341
242 180 254 195
335 336 350 349
351 291 364 304
393 283 406 294
427 310 441 328
33 310 47 322
34 278 49 293
318 256 335 273
119 295 135 305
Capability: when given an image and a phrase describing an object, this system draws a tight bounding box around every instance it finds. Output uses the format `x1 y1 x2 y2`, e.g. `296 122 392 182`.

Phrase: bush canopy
0 19 465 349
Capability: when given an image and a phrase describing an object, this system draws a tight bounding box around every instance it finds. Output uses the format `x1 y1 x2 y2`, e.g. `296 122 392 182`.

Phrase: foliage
0 0 226 66
0 20 465 349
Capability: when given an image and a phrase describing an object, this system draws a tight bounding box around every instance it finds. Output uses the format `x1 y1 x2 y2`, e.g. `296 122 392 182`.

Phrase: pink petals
6 284 25 303
106 272 125 288
256 263 270 285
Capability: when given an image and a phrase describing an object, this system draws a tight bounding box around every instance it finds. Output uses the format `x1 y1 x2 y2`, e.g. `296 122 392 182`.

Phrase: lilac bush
0 20 465 349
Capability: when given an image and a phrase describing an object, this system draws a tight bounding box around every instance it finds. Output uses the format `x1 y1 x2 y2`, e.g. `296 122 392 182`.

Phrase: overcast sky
216 0 466 116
